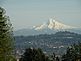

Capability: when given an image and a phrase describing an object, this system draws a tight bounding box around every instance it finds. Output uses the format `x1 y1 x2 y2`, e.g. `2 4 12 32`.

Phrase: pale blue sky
1 0 81 30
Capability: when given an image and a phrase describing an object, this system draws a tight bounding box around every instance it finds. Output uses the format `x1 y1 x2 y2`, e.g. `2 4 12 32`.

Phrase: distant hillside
14 31 81 55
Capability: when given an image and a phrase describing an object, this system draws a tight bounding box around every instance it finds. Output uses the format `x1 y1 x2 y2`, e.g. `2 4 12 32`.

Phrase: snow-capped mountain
14 18 81 36
33 18 75 30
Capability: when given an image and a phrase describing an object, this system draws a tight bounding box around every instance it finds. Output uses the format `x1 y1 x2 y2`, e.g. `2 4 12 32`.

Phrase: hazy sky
1 0 81 30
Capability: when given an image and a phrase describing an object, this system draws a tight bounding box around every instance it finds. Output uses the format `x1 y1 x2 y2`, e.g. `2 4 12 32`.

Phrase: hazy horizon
1 0 81 30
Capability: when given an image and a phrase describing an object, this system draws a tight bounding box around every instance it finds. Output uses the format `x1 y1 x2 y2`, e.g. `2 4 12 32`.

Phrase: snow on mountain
33 18 75 30
14 18 81 36
33 23 47 30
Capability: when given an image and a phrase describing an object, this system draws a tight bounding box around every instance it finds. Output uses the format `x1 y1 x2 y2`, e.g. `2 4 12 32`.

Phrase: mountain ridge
14 18 81 36
33 18 75 30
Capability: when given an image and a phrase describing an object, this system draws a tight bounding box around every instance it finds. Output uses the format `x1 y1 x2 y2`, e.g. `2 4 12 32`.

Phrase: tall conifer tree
0 7 14 61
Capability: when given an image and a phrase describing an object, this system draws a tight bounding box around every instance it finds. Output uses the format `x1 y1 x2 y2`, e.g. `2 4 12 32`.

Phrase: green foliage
50 53 60 61
0 7 14 61
62 43 81 61
19 48 50 61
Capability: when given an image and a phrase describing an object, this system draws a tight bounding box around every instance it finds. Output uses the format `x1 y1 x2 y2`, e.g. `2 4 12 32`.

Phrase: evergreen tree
19 48 50 61
62 43 81 61
0 7 14 61
51 53 56 61
56 56 59 61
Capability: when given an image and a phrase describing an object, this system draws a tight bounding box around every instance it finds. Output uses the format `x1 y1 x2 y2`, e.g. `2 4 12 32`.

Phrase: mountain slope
33 18 75 30
14 18 81 36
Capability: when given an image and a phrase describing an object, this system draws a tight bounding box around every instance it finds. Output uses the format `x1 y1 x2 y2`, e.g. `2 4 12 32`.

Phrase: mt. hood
14 18 81 36
33 18 75 30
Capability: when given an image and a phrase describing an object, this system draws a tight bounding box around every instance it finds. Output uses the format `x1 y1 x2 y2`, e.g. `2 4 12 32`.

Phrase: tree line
19 42 81 61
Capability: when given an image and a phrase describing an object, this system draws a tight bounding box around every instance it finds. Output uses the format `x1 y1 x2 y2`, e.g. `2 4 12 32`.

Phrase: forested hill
14 31 81 55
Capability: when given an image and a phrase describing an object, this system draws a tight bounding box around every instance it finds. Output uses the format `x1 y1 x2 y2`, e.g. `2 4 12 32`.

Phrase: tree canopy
62 43 81 61
0 7 14 61
19 48 50 61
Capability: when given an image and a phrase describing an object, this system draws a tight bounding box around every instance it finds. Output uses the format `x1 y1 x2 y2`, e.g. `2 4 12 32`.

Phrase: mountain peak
49 18 56 23
33 18 76 30
48 18 74 30
14 18 81 36
48 18 57 29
